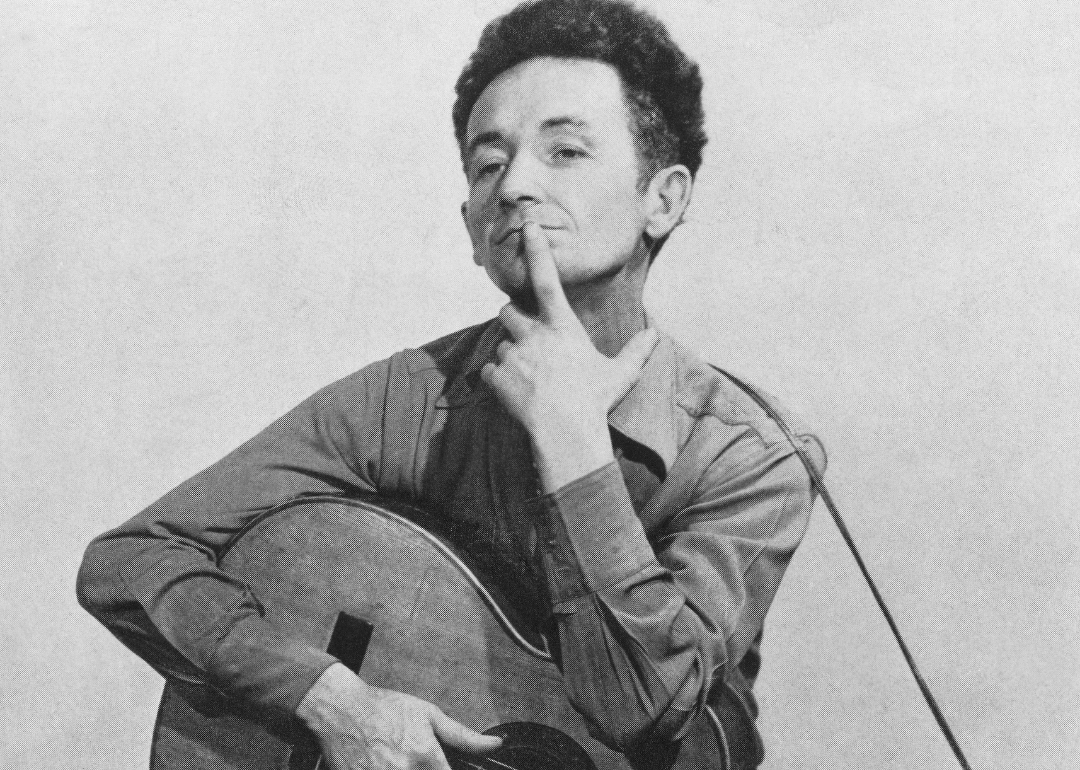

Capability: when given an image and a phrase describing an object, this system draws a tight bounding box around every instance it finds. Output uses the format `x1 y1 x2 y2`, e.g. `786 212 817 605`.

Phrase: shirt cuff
121 552 341 728
536 462 658 606
210 620 342 728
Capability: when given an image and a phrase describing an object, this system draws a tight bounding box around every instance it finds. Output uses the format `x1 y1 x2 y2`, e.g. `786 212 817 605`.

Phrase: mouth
494 223 559 245
495 227 521 245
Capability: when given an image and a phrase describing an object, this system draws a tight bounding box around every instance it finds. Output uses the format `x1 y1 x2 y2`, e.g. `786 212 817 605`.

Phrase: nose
498 153 543 213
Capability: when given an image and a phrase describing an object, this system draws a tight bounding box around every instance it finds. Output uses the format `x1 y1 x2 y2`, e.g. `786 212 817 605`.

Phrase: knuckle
420 747 449 770
498 348 521 369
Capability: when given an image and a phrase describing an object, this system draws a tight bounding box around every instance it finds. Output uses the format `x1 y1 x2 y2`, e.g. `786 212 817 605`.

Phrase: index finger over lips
521 221 572 323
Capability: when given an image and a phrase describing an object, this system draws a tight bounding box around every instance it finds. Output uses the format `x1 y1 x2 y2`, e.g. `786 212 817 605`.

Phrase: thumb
610 327 660 400
617 327 660 375
429 709 503 754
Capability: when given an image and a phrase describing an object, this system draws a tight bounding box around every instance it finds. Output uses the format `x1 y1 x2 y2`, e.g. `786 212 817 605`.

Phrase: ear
461 202 483 266
643 165 693 242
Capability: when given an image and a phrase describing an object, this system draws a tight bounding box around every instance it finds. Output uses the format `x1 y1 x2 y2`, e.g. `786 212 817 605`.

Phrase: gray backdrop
3 1 1077 768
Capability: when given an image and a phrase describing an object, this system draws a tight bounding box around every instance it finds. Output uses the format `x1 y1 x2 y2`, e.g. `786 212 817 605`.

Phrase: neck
563 258 648 358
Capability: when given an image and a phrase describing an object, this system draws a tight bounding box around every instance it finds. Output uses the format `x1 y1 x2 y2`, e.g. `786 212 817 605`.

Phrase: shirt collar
440 317 682 473
607 326 681 473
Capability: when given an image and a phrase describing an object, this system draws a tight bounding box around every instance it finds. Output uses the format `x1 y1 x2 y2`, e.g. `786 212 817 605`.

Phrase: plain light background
3 1 1077 768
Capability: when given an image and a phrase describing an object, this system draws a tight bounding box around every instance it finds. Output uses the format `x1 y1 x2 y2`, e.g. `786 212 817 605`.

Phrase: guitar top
149 495 726 770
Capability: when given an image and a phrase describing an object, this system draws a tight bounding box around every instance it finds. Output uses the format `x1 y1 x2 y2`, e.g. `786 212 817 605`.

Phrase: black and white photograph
3 1 1076 769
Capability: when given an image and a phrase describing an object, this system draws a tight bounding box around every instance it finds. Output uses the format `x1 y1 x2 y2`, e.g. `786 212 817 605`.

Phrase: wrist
529 414 614 493
296 663 369 733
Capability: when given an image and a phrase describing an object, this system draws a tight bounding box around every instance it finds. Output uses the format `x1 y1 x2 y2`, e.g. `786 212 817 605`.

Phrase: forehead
465 57 632 147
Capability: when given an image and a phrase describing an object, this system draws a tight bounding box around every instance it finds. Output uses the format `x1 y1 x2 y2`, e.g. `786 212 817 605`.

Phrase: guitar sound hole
445 722 598 770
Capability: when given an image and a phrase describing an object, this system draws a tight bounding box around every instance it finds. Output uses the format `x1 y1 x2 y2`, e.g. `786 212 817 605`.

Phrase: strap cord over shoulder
712 366 974 770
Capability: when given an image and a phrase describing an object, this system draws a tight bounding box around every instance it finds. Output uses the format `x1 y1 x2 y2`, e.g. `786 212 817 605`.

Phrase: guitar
149 495 727 770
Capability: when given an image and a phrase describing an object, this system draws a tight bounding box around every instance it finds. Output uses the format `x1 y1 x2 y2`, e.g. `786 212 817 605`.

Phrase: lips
495 226 521 245
494 222 560 244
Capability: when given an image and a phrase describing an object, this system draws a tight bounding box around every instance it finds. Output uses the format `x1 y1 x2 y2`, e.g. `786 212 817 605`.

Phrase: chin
482 268 535 308
497 277 532 302
481 256 526 292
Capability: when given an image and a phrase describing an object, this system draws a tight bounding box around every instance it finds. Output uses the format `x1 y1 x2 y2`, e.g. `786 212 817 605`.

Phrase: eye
552 146 587 162
469 156 505 184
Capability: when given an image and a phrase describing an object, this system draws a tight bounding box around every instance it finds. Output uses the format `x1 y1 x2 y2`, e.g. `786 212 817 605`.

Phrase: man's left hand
481 221 659 492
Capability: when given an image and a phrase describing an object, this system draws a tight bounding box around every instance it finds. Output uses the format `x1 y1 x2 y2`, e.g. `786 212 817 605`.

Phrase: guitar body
150 495 638 770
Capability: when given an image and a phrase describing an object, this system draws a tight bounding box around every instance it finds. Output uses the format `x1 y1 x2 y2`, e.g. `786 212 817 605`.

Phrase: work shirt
77 319 824 762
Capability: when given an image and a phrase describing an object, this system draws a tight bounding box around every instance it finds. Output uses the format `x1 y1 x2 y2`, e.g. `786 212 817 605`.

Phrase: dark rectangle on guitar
288 613 374 770
326 612 373 673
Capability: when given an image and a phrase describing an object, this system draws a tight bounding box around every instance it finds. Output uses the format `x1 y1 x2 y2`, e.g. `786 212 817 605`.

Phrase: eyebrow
541 116 591 133
465 130 504 161
465 116 594 160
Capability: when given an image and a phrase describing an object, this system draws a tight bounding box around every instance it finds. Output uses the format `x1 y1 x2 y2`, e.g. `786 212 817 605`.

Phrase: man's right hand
296 663 503 770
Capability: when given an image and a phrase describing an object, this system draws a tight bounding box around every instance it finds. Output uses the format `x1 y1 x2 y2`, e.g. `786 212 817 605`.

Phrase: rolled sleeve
537 462 657 606
661 441 822 672
531 425 823 754
533 462 715 751
76 360 391 726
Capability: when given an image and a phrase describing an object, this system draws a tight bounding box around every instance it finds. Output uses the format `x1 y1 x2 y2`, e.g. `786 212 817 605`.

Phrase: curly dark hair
452 0 707 184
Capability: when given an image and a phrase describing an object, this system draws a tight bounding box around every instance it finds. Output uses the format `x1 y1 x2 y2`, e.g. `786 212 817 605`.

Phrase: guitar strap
710 366 974 770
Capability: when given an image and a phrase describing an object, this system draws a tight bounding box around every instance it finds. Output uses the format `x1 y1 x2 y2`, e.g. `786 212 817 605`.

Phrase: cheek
464 205 491 245
580 173 644 223
466 184 495 223
581 193 645 247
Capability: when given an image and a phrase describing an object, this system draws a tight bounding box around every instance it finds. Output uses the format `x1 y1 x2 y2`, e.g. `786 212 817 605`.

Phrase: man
78 1 825 768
